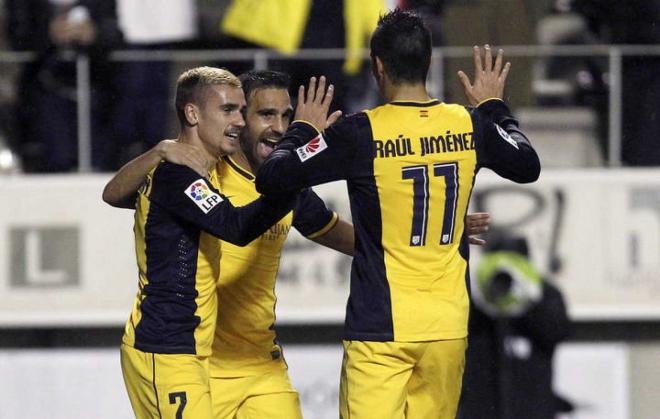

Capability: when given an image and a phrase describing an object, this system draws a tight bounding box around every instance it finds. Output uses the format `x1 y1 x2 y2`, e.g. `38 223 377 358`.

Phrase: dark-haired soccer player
255 9 540 419
116 67 297 419
205 70 350 419
106 69 348 419
105 67 491 418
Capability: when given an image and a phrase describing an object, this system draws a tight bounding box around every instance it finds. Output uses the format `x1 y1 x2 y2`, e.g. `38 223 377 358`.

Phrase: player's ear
374 56 386 79
184 103 199 126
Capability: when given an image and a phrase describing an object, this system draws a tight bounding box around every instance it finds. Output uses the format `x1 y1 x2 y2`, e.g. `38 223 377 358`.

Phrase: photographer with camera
459 234 572 419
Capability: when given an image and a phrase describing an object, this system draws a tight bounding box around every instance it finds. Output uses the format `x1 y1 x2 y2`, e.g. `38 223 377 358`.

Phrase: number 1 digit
401 162 459 246
402 165 430 246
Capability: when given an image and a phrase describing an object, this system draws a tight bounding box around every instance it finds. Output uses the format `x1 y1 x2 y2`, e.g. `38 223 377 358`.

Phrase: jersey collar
389 99 441 107
223 156 255 181
222 156 254 181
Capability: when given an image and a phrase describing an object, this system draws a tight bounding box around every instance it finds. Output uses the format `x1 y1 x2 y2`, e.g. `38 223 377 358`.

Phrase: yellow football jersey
366 101 477 341
256 98 540 342
210 156 337 376
124 164 222 356
124 161 295 356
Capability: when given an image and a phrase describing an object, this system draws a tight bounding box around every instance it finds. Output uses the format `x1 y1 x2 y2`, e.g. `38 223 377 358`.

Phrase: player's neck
384 82 432 103
229 150 255 174
178 131 218 171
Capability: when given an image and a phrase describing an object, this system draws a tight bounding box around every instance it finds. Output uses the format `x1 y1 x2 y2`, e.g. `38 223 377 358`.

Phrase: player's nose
272 117 286 135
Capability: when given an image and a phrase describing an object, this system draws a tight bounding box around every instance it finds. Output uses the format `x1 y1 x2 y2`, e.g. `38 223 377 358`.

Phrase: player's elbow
216 221 260 246
102 185 136 209
508 152 541 184
223 231 257 247
102 185 121 207
520 156 541 183
230 233 254 247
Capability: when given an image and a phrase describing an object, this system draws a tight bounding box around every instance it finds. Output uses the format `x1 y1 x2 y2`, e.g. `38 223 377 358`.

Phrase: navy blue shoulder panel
343 113 395 341
135 164 201 354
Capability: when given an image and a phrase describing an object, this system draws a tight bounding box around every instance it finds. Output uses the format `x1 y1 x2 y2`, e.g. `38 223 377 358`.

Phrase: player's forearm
311 218 354 256
102 144 164 208
255 122 321 194
477 99 541 183
213 194 297 246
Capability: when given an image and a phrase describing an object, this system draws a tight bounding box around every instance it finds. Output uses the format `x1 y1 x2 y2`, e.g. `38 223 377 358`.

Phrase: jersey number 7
402 162 458 247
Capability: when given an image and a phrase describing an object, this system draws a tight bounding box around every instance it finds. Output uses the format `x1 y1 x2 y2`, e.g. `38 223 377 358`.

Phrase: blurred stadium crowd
0 0 659 173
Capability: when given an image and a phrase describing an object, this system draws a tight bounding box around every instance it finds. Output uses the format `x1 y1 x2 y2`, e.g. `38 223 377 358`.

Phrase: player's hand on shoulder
156 139 209 177
295 76 339 132
457 45 511 107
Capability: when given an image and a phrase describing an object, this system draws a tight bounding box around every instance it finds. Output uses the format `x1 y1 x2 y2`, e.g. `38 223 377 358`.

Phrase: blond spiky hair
175 66 242 125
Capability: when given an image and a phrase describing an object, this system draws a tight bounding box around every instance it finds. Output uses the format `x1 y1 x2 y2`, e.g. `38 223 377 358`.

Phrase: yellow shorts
210 368 302 419
120 344 213 419
340 338 467 419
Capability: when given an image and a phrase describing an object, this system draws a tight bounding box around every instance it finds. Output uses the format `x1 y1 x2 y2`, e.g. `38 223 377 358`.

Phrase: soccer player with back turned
255 9 540 419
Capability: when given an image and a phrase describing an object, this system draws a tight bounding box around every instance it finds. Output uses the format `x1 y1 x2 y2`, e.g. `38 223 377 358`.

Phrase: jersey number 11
402 162 458 247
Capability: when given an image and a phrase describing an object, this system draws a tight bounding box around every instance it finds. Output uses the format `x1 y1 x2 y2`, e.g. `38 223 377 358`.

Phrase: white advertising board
1 170 659 326
0 344 630 419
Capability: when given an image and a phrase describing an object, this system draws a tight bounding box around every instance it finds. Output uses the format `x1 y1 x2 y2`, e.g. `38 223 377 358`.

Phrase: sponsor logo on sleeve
296 134 328 162
185 179 223 214
495 124 519 149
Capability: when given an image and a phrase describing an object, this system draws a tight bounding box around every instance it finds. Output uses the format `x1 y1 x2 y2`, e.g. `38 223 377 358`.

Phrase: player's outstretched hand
326 109 343 128
466 212 490 245
295 76 337 131
156 139 209 177
457 45 511 107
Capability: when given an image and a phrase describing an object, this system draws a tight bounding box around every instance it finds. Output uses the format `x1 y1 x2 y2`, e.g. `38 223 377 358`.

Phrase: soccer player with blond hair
116 66 295 419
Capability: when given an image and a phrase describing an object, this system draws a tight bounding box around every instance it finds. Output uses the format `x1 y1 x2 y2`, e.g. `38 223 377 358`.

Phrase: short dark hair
370 9 432 84
239 70 290 103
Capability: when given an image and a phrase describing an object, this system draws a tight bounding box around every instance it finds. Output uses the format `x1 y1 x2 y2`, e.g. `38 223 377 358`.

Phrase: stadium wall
1 170 659 418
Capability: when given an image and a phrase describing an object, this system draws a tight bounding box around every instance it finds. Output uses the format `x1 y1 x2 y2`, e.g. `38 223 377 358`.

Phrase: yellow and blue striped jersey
256 99 540 342
123 162 294 355
210 156 337 376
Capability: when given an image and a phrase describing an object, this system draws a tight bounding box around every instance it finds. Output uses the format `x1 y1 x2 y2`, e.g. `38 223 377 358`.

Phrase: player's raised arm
255 76 360 194
457 45 510 108
102 139 208 209
458 45 540 183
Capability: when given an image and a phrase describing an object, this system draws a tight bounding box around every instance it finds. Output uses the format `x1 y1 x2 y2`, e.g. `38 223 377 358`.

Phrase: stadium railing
2 44 660 171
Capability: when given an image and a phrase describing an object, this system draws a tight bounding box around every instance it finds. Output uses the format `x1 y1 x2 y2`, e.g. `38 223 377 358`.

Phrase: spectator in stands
459 234 572 419
108 0 198 170
219 0 385 113
573 0 660 166
5 0 123 172
400 0 447 46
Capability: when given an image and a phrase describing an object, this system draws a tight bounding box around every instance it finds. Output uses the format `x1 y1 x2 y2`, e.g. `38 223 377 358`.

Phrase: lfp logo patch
296 134 328 162
185 179 223 213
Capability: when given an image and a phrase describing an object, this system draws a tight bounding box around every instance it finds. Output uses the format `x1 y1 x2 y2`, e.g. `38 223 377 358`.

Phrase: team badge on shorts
184 179 223 213
296 134 328 162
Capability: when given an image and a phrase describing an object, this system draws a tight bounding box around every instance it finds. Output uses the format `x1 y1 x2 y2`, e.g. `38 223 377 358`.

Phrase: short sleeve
292 188 338 238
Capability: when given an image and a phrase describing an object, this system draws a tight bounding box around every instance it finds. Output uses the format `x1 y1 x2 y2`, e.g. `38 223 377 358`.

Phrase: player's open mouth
225 131 240 142
259 138 279 155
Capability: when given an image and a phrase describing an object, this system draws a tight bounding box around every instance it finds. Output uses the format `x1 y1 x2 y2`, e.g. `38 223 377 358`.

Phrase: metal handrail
3 44 660 171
